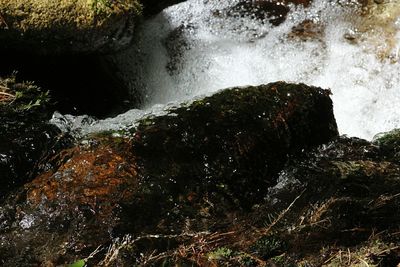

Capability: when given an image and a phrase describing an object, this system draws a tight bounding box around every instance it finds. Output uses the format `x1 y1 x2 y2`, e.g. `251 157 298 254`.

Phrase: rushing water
52 0 400 140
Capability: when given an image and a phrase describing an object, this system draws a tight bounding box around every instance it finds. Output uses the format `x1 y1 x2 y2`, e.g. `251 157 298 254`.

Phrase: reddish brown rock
27 137 138 218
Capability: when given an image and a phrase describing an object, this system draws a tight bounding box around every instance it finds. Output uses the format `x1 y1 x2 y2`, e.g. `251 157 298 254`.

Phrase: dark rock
225 0 312 26
164 24 195 75
131 82 337 209
0 52 133 117
110 135 400 266
0 82 337 265
242 136 400 265
140 0 187 16
0 76 71 201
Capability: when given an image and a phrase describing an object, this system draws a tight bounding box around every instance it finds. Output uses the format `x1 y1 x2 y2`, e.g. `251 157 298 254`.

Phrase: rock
373 128 400 163
117 135 400 266
140 0 187 16
130 82 337 209
0 76 71 201
219 136 400 266
0 52 133 117
76 135 400 266
225 0 312 26
0 82 337 265
287 19 325 41
0 0 142 54
345 0 400 61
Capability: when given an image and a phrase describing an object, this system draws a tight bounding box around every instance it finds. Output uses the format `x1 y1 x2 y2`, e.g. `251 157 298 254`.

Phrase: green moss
0 0 142 30
68 259 85 267
250 236 286 259
207 247 233 261
237 253 258 266
373 128 400 162
373 128 400 147
0 75 50 112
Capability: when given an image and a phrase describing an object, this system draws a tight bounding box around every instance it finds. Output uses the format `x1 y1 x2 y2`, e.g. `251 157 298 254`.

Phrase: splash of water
54 0 400 140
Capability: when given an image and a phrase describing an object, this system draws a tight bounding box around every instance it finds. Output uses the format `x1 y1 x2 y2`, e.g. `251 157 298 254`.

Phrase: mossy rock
130 82 338 209
373 128 400 162
0 0 142 54
0 82 337 265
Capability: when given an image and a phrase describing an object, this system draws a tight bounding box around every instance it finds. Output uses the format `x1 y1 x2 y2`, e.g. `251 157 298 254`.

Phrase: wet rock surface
225 0 312 26
0 76 71 201
242 135 400 266
93 136 400 266
0 82 338 265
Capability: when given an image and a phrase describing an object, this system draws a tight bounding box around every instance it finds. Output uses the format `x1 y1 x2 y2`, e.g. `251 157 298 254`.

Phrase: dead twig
357 256 370 267
0 92 15 98
0 13 9 29
259 188 306 235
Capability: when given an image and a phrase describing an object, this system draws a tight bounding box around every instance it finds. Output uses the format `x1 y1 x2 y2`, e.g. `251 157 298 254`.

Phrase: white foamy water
54 0 400 140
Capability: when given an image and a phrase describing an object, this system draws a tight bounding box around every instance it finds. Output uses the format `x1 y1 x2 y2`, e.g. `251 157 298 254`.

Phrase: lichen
0 0 142 30
0 0 143 53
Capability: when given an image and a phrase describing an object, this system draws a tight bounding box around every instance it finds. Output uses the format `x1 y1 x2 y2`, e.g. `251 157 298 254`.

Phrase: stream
53 0 400 140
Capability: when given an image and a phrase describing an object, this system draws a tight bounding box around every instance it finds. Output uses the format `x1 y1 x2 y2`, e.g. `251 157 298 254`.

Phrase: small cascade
54 0 400 140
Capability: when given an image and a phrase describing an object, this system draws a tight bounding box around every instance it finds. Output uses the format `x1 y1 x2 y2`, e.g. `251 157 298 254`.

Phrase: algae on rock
0 0 142 53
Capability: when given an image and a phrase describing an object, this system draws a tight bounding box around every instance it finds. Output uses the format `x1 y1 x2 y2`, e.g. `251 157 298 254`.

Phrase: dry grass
321 232 400 266
0 82 15 104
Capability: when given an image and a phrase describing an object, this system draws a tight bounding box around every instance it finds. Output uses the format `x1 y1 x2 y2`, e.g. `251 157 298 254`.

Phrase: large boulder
0 82 337 265
0 0 142 54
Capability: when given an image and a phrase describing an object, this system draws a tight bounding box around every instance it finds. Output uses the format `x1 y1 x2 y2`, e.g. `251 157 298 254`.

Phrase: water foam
54 0 400 140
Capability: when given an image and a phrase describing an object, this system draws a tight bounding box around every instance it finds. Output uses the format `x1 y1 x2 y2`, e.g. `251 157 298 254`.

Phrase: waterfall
53 0 400 140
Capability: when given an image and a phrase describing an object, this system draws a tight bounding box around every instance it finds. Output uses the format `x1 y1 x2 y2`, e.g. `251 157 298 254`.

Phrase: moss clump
250 235 286 259
0 75 50 112
373 128 400 162
207 247 233 261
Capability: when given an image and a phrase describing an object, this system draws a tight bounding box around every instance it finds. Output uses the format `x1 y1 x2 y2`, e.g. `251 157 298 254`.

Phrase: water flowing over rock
0 82 337 265
110 0 400 139
0 0 142 54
